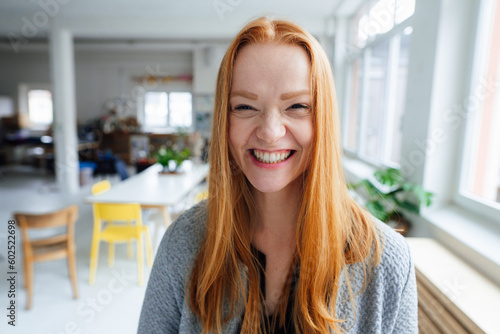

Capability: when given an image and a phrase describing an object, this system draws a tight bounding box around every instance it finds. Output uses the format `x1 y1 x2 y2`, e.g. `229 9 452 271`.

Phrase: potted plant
155 146 191 173
348 168 433 235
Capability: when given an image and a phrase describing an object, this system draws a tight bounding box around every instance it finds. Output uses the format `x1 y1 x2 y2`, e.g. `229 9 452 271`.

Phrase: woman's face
228 42 314 194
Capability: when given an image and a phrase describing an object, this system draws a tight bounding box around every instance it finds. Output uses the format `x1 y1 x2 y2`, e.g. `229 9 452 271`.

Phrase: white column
49 27 79 194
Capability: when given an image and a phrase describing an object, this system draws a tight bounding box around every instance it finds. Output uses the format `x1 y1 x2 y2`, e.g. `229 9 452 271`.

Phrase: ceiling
0 0 353 42
0 0 342 20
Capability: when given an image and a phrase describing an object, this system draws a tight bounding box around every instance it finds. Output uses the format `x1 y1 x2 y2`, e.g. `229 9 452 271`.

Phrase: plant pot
159 161 184 174
387 214 411 236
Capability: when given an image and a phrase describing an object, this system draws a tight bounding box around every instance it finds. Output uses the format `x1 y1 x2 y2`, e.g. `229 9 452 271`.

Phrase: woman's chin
247 176 301 195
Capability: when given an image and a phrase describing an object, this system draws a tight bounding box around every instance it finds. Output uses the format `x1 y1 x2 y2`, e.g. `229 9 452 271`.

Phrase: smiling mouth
251 149 295 164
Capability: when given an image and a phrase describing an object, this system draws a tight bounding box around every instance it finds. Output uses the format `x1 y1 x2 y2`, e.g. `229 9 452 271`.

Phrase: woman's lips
251 149 294 164
248 149 296 168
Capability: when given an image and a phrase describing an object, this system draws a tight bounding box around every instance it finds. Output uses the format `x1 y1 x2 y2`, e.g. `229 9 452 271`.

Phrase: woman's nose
256 112 286 144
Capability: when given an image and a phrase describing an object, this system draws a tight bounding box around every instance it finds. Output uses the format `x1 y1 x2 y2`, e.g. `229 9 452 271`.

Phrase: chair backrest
92 180 111 195
14 205 79 230
93 203 143 225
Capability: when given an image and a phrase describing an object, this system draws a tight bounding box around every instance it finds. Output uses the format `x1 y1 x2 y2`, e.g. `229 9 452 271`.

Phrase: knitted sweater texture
138 203 418 333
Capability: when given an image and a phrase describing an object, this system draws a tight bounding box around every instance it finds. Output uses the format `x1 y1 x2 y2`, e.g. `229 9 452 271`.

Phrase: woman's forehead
231 43 311 93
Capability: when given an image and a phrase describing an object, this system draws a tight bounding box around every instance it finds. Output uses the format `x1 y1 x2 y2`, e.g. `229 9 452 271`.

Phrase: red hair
188 17 382 333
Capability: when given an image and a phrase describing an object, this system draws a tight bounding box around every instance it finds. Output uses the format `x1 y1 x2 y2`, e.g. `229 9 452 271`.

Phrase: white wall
0 47 193 124
193 43 228 94
75 49 193 123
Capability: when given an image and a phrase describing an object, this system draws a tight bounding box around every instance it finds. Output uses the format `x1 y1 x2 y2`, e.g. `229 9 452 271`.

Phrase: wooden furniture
14 205 79 310
85 162 209 248
100 132 132 163
415 268 485 333
407 238 499 333
89 202 152 286
100 131 191 164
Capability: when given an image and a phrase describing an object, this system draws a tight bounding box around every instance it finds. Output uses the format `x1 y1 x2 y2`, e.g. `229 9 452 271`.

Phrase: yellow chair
89 203 152 286
91 180 133 261
91 180 111 195
14 205 79 309
194 190 209 203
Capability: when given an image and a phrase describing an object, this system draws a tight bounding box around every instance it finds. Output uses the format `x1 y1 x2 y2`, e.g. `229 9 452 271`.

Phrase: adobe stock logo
213 0 243 20
8 0 73 53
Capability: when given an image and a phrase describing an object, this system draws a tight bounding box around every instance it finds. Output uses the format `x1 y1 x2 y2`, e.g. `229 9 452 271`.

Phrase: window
343 0 415 166
459 0 500 208
28 90 53 126
143 91 192 132
18 83 53 130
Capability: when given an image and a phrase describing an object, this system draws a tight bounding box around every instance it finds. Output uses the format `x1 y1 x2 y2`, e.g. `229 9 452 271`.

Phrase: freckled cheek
290 121 314 150
228 118 249 161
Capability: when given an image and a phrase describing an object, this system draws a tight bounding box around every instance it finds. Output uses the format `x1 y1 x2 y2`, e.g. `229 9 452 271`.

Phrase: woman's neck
251 179 301 252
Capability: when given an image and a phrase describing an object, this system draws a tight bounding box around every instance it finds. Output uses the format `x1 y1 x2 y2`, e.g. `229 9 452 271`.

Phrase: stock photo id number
6 219 17 327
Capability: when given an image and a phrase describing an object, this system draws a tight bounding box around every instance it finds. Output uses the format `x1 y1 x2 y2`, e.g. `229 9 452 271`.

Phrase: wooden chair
14 204 79 310
89 202 152 286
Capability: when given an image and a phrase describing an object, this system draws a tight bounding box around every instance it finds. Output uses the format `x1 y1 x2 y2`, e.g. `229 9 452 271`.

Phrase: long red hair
188 17 382 333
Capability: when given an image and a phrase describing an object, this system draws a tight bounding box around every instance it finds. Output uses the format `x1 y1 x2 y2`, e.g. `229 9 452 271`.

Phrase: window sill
406 237 500 333
416 205 500 287
342 156 500 287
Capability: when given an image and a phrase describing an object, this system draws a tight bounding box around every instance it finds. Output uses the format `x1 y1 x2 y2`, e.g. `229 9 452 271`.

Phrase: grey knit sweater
138 203 418 333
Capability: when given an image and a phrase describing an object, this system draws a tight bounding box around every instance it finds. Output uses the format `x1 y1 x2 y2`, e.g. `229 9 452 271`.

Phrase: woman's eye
234 105 254 110
231 104 259 117
289 103 308 109
286 103 310 117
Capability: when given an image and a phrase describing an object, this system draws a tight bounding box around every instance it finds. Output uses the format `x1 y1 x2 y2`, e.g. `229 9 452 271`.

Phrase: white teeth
253 150 292 164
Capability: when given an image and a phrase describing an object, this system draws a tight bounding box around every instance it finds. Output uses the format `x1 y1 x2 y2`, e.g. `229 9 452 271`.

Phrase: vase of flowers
155 146 191 174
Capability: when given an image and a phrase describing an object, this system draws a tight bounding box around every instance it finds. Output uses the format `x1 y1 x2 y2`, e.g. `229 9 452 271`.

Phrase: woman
138 17 417 333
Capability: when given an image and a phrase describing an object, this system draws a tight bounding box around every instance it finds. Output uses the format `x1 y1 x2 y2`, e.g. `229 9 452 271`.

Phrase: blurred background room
0 0 499 333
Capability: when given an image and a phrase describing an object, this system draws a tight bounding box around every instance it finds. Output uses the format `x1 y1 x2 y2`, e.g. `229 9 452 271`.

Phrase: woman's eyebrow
230 90 258 100
280 90 310 100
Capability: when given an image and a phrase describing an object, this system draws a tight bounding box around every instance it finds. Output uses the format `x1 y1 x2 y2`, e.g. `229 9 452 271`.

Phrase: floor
0 165 201 334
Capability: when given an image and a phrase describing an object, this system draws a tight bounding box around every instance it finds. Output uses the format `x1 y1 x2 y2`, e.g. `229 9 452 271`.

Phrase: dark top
236 247 296 333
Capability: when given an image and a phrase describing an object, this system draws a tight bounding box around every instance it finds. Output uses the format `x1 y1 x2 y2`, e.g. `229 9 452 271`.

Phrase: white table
85 162 209 246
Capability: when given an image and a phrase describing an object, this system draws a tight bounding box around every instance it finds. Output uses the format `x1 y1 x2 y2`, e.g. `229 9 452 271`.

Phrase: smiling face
228 42 314 194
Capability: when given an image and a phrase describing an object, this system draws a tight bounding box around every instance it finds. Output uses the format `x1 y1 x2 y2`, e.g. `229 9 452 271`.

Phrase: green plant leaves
347 167 434 223
366 201 389 222
374 167 404 186
155 147 191 167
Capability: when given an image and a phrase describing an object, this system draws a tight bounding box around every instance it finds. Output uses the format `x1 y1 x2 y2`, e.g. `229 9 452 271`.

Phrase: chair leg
108 242 115 267
25 262 34 310
137 235 144 286
89 235 100 285
67 252 79 299
23 256 29 289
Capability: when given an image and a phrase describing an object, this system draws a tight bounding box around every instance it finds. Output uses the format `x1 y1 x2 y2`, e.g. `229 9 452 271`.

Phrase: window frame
18 82 53 131
455 0 500 222
141 90 193 133
342 1 415 168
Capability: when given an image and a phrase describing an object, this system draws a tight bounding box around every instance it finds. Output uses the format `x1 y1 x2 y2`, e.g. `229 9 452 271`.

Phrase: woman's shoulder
346 219 413 289
155 201 208 270
374 220 413 279
337 220 417 332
